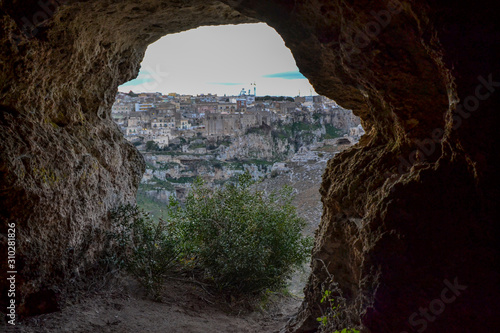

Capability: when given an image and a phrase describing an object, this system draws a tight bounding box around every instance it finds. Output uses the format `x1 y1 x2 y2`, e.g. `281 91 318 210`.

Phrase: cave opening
110 22 363 309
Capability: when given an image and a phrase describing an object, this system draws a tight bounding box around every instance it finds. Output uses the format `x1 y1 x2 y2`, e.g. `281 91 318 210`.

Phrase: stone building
111 102 134 114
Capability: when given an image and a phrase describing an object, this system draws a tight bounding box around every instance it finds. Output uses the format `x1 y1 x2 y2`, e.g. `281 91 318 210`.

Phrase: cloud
262 71 307 80
207 82 244 86
121 68 168 87
121 77 156 86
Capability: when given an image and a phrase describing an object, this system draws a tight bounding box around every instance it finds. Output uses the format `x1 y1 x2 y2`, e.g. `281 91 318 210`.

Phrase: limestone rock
0 1 498 332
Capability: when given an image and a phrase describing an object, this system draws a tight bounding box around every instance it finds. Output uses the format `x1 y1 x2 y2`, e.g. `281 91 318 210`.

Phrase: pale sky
119 23 317 97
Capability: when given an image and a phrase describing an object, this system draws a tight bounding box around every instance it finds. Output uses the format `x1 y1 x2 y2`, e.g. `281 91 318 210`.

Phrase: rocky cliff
220 132 294 160
1 0 498 332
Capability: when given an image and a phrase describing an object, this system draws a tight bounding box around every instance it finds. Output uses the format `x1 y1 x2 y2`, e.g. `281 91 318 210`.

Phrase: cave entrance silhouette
0 1 497 332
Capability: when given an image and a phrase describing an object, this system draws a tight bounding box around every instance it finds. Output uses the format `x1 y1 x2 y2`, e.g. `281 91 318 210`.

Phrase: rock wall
322 109 361 134
1 0 498 331
219 133 295 160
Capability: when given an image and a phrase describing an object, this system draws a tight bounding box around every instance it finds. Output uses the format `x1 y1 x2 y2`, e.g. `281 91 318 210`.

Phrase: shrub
315 272 360 333
110 174 312 298
323 125 343 139
145 140 160 151
181 173 313 294
109 204 182 300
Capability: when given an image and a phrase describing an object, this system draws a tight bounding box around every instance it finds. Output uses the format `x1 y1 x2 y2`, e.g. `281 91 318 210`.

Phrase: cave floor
18 277 300 333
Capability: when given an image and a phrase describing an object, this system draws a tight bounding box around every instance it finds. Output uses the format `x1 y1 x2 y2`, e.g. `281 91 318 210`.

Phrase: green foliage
136 190 171 220
245 125 270 136
271 130 288 140
271 121 323 148
165 176 195 183
219 139 232 146
109 204 182 300
189 142 206 149
225 161 246 171
181 173 313 294
313 112 322 121
157 162 181 170
255 95 294 102
317 289 338 327
138 177 175 191
243 159 275 166
145 140 160 151
323 125 343 139
316 282 360 333
282 122 322 134
111 173 312 299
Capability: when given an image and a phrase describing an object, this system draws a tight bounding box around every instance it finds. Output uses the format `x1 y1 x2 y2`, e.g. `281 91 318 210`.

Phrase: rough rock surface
219 133 295 160
0 0 498 332
321 108 361 134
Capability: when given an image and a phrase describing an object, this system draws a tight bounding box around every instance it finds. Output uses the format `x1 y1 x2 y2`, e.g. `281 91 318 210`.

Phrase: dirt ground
15 277 302 333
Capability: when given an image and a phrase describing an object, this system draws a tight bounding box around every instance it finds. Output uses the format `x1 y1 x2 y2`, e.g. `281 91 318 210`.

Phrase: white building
152 135 170 148
135 103 155 112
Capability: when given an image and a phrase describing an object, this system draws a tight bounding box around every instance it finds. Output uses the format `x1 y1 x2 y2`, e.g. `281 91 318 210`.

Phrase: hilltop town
111 89 364 217
112 89 363 148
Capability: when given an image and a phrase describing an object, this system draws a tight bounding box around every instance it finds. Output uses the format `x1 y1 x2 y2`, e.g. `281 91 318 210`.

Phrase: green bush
323 125 343 139
315 274 360 333
109 204 182 300
181 173 312 294
145 140 160 151
110 173 312 298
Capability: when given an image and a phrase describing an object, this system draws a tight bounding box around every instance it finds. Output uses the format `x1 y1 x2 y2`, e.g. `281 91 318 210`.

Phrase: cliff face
220 133 294 160
1 0 498 331
322 109 361 134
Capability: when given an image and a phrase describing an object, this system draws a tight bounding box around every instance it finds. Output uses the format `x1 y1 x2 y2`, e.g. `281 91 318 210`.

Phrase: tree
145 140 159 151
